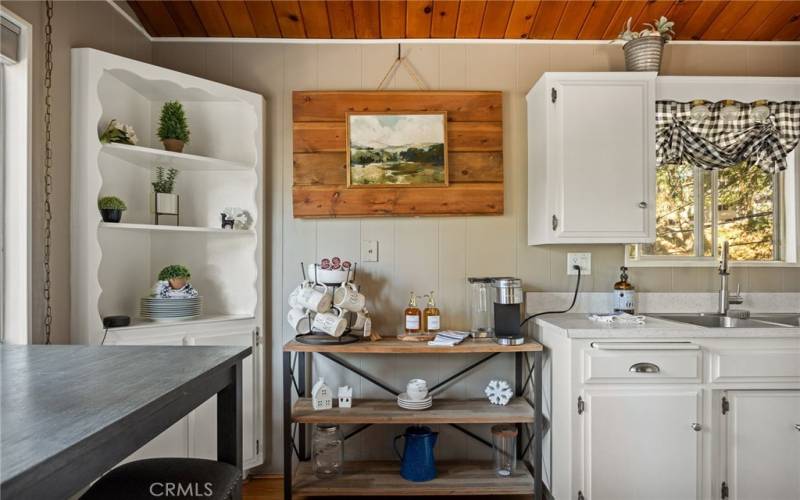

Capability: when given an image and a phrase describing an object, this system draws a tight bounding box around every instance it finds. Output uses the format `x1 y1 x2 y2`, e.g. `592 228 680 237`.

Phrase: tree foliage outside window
642 161 778 261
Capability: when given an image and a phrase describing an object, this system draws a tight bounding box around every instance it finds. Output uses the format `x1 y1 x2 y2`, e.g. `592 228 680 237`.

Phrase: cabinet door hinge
721 481 729 499
577 491 584 500
722 396 729 415
256 439 260 454
551 88 557 103
577 396 585 415
254 327 261 346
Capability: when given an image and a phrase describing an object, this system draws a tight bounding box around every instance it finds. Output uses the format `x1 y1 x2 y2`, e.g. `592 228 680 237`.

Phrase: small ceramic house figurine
485 379 513 406
338 386 352 408
311 377 333 410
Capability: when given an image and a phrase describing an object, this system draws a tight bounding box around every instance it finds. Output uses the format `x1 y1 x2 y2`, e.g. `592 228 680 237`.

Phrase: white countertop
534 313 800 339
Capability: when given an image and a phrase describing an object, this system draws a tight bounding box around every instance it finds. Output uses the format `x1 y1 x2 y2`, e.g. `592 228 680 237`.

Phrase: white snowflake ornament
485 379 513 406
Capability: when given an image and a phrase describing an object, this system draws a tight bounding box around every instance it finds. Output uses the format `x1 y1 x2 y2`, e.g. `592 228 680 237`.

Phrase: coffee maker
491 278 524 346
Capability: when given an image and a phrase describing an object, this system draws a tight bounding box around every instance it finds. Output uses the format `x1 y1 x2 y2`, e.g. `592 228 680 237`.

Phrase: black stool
81 458 241 500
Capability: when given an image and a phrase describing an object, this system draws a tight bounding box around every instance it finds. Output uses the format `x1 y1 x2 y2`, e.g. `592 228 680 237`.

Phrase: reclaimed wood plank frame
292 90 504 218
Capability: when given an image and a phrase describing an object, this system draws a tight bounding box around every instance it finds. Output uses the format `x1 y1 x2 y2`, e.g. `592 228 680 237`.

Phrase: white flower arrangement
99 119 139 145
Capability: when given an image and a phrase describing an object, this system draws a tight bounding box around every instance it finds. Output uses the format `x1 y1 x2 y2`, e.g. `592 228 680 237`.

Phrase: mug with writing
312 307 348 337
297 281 332 313
287 307 312 334
352 308 369 330
333 282 366 312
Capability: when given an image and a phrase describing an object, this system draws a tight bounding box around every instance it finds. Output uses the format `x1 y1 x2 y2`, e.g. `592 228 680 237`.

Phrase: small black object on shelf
220 213 235 229
102 315 130 328
100 209 122 223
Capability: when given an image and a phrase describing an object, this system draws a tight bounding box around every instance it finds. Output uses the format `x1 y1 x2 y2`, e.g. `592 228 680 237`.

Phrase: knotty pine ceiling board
128 0 800 41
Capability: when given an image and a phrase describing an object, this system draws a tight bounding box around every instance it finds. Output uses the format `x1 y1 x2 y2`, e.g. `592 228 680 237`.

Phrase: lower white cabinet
722 390 800 500
108 321 263 471
582 389 701 500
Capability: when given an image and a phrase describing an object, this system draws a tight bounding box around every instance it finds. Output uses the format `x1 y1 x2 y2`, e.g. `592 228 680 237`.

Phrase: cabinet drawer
583 345 701 383
711 349 800 383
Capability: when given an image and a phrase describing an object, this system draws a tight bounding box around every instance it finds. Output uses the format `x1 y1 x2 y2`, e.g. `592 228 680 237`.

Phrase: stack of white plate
140 297 202 322
397 392 432 411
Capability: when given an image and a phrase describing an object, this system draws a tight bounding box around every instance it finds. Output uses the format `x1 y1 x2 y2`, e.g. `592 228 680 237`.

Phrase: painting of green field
348 113 448 187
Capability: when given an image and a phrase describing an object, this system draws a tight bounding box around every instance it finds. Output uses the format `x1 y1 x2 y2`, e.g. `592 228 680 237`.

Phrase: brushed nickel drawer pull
629 362 660 373
692 423 702 431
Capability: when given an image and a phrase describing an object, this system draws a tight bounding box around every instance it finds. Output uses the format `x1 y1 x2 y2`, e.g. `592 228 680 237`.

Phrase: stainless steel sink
750 314 800 327
650 313 788 328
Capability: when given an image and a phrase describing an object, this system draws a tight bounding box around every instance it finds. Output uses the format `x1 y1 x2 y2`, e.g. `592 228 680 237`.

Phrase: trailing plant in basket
617 16 675 42
152 166 179 194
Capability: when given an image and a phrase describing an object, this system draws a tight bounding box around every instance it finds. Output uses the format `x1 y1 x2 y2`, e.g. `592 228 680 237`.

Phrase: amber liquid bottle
404 292 421 334
423 292 441 333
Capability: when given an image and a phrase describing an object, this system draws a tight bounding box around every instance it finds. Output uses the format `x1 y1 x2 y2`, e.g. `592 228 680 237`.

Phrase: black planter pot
100 209 122 223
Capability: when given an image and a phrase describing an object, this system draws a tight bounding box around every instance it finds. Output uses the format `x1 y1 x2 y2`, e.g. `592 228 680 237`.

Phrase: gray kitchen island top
0 344 250 499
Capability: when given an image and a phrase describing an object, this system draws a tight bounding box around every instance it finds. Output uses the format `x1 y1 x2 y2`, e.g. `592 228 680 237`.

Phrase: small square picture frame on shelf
346 111 448 188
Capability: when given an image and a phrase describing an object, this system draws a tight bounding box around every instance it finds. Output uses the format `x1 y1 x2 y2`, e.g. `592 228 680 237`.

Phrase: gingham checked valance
656 100 800 173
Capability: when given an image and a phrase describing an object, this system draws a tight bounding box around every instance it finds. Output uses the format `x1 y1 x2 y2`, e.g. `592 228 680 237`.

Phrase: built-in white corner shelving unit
71 48 265 470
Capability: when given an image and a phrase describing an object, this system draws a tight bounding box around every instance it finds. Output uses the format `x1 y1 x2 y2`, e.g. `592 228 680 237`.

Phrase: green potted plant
151 166 180 224
97 196 127 223
157 100 190 153
616 16 675 73
158 264 191 290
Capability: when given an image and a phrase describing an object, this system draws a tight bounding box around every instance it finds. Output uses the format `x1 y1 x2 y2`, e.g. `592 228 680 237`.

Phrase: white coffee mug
312 307 347 337
333 282 366 312
352 309 369 330
297 281 332 313
406 379 428 401
287 307 311 334
288 285 303 309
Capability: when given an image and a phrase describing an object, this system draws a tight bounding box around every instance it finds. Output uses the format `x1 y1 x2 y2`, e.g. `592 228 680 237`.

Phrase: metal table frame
282 346 544 500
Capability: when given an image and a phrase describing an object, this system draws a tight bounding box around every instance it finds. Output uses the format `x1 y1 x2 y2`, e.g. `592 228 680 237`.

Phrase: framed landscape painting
347 112 448 188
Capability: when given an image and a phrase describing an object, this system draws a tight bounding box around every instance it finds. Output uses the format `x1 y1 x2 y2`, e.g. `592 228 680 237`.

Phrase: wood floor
243 476 533 500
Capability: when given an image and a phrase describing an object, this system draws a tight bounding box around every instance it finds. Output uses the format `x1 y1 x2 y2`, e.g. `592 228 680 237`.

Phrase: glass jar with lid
467 277 494 338
312 423 344 478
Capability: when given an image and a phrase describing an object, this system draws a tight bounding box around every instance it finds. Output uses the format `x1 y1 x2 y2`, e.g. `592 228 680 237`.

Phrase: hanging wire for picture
43 0 54 344
377 43 429 91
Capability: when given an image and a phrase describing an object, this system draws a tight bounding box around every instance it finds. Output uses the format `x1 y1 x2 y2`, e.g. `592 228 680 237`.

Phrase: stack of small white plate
397 392 432 411
140 297 202 322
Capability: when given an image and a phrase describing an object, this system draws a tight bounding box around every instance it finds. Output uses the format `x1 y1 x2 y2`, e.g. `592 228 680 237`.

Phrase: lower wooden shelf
293 398 534 424
293 460 534 497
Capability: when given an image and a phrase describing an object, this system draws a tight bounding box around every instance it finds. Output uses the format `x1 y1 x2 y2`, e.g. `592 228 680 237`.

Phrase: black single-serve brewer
491 277 525 346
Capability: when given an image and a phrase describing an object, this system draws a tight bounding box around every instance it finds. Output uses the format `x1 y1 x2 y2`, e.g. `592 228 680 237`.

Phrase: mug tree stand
294 262 360 346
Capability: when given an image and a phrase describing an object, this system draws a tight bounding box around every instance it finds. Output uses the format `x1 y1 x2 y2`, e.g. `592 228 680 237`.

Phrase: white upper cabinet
527 73 657 245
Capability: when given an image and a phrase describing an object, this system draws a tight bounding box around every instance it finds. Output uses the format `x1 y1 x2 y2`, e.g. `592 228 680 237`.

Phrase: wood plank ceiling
128 1 800 41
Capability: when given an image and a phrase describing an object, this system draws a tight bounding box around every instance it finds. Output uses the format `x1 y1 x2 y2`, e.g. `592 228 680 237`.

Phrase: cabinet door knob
629 362 660 373
795 424 800 431
691 423 702 432
639 201 648 208
552 214 558 231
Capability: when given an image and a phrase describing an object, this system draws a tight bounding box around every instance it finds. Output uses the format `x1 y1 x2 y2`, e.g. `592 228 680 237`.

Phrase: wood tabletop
0 345 250 499
284 337 542 353
292 398 535 424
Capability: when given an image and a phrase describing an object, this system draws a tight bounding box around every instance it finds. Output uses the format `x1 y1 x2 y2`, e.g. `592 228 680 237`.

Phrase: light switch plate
361 240 379 262
567 252 591 275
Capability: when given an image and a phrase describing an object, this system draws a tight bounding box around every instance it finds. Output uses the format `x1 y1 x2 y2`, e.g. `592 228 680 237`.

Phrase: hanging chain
43 0 54 344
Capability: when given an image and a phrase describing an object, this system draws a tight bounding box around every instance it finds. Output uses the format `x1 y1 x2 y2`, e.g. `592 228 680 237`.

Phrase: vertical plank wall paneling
149 42 800 472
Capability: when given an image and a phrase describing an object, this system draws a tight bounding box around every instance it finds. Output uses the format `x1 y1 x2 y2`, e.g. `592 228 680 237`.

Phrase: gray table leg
218 360 243 498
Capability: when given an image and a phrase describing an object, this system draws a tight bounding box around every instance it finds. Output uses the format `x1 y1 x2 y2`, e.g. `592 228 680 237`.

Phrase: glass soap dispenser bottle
404 292 421 334
423 291 441 333
613 266 636 314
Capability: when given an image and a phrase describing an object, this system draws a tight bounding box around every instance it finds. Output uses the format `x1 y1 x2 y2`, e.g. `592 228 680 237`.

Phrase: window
638 160 785 262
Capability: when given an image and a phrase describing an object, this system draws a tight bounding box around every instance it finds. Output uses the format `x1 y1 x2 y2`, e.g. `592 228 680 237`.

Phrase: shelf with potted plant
100 142 252 172
98 222 255 235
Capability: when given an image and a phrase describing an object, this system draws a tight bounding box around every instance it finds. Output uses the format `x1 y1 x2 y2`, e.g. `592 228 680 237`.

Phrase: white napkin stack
588 312 647 325
428 330 471 346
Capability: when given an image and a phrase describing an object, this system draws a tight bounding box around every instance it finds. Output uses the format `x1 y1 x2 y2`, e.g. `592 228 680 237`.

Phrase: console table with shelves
283 338 545 499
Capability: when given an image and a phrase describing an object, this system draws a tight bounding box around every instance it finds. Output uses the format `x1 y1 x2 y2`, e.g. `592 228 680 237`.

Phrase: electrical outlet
567 253 591 275
361 240 379 262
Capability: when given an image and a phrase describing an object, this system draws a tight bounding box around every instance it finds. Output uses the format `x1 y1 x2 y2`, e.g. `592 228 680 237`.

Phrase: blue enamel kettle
393 425 438 482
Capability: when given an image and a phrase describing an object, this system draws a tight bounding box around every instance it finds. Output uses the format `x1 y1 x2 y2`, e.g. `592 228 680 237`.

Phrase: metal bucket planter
623 36 665 72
